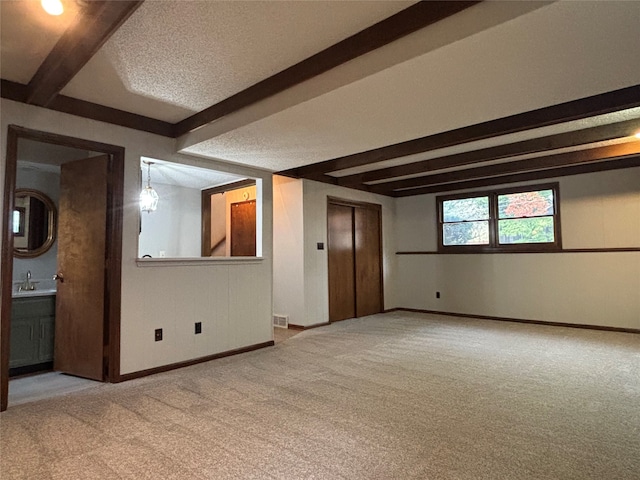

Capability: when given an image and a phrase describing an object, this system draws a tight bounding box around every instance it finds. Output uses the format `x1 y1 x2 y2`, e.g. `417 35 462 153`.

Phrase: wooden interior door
328 203 356 322
230 200 256 256
354 206 382 317
55 155 108 380
328 199 383 322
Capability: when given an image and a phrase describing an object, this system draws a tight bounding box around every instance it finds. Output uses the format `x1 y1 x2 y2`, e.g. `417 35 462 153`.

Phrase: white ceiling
180 0 640 172
61 0 412 122
140 157 248 191
2 0 640 181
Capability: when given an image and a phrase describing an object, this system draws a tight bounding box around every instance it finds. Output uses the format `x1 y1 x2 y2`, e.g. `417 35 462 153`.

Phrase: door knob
53 273 64 283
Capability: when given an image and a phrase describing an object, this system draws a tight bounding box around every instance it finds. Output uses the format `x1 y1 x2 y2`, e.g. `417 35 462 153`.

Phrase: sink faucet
19 271 35 291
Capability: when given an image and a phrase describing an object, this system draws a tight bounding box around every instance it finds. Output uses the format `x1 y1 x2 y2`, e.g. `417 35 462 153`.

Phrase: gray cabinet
10 296 56 368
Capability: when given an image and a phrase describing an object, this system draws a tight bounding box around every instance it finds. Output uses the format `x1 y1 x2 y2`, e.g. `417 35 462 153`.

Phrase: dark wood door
328 203 356 322
354 206 382 317
55 155 108 381
328 200 383 322
230 200 256 256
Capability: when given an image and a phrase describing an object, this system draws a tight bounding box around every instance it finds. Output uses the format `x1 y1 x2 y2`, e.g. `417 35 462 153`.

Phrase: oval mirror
13 189 57 258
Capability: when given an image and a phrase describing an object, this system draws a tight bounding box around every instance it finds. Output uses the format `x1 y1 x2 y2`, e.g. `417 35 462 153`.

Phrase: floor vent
273 314 289 329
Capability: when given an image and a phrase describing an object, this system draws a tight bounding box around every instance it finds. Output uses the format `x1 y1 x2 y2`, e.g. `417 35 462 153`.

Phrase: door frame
1 125 125 411
201 179 255 257
326 196 384 322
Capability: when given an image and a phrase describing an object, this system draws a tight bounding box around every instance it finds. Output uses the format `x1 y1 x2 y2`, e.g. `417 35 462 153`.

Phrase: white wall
394 168 640 329
210 193 226 256
272 176 305 325
12 165 60 284
139 182 201 258
1 99 274 376
301 179 397 327
273 177 398 327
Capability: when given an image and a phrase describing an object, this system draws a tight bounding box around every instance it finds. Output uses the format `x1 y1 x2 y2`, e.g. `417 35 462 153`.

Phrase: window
437 183 561 252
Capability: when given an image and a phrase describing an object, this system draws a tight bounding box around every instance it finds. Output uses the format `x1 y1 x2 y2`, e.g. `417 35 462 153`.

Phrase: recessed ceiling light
41 0 64 16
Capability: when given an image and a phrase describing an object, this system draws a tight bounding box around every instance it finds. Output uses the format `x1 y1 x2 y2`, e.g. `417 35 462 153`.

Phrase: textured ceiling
141 157 248 191
328 108 640 178
61 0 412 122
2 0 639 196
181 0 640 172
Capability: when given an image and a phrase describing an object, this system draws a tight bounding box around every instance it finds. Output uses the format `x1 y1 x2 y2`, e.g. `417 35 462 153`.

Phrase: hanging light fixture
140 161 159 213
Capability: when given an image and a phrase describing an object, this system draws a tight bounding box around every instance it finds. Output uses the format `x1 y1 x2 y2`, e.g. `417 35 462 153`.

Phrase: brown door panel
354 207 382 317
55 155 108 381
328 203 356 322
230 200 256 256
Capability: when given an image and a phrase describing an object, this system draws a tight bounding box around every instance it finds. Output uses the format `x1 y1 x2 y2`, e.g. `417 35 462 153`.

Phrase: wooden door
328 199 383 322
230 200 256 256
55 155 108 381
354 207 382 317
328 203 356 322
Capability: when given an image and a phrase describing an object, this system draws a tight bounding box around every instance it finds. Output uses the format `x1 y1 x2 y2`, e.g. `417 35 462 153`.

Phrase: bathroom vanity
10 292 56 373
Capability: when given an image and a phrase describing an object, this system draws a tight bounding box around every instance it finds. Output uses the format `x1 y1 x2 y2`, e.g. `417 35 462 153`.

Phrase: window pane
498 189 554 219
443 221 489 245
442 196 489 222
498 217 555 244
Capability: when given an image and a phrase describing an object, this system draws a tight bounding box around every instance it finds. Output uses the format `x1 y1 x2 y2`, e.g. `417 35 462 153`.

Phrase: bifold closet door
354 206 382 317
328 203 356 322
328 201 382 322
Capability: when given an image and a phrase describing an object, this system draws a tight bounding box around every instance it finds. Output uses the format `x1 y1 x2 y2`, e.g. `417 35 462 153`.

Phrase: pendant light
140 161 159 213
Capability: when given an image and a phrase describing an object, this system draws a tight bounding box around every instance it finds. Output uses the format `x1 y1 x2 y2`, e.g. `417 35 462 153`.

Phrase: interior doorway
327 197 383 322
201 179 257 257
1 126 124 411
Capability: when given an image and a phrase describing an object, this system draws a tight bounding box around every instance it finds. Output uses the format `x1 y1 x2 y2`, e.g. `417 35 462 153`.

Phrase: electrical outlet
195 322 202 334
436 291 441 299
155 328 163 341
317 242 324 250
159 250 166 258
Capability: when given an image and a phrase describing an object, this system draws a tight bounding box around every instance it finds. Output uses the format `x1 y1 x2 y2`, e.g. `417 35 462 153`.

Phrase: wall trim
136 257 264 267
396 248 640 255
117 340 275 382
288 322 330 331
387 308 640 334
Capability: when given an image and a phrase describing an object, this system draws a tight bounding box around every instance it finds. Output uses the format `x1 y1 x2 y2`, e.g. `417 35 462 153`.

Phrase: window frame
437 182 562 253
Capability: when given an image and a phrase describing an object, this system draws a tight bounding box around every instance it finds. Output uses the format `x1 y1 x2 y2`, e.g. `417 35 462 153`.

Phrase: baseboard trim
116 340 275 382
288 322 330 330
391 308 640 334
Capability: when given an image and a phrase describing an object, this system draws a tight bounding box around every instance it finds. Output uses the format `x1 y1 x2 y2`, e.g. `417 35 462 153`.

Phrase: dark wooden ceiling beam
337 118 640 187
2 79 174 137
282 84 640 178
25 1 143 107
389 155 640 197
174 1 481 137
369 142 640 195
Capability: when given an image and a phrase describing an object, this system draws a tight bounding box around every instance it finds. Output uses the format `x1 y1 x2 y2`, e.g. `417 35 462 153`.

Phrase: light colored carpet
1 311 639 479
